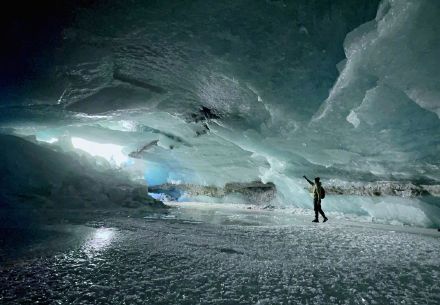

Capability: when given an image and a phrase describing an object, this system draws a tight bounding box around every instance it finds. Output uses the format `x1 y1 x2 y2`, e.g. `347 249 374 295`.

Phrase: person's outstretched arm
303 175 314 185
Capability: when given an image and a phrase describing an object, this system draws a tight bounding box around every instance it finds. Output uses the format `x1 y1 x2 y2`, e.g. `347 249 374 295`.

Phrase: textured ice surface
1 204 439 305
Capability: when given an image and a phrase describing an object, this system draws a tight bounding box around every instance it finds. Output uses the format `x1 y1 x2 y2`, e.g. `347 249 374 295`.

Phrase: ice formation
0 0 439 227
0 134 164 213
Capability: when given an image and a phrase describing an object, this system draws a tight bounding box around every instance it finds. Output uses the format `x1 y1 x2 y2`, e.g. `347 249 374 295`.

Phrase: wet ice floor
1 202 439 305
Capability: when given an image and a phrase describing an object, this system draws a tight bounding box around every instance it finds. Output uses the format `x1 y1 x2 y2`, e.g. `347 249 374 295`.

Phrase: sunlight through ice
71 137 128 166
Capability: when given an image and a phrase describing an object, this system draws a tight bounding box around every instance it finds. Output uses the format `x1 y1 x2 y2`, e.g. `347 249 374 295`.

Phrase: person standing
303 176 328 223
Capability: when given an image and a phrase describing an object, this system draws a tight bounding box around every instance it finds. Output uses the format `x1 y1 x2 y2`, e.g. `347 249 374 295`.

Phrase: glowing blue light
144 163 169 186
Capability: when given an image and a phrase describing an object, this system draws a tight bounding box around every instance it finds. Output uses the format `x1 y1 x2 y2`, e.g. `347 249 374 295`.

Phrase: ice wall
311 0 440 176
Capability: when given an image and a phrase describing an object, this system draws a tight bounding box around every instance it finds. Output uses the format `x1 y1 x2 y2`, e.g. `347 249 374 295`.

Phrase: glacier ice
0 0 439 227
0 134 164 214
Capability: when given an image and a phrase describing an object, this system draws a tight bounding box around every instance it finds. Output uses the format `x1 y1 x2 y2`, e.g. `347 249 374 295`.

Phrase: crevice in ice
113 71 167 94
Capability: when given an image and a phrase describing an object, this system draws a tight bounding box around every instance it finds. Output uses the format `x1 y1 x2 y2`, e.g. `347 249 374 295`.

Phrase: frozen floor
1 202 440 305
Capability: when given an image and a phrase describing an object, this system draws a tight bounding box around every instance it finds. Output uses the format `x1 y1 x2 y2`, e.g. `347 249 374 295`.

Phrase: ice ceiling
1 0 439 214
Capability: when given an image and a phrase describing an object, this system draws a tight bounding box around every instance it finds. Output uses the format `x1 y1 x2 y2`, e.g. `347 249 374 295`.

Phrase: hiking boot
323 217 328 223
312 219 319 223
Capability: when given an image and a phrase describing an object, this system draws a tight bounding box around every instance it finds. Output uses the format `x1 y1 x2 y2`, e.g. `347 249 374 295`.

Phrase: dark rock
218 248 244 255
313 180 440 198
149 180 276 204
188 106 221 124
199 106 220 120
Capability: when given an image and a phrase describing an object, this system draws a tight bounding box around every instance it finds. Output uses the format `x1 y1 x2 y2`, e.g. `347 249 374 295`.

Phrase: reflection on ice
1 207 439 304
83 227 116 255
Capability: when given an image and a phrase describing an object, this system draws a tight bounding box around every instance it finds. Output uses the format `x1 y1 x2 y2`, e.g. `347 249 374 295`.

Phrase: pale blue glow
144 162 169 186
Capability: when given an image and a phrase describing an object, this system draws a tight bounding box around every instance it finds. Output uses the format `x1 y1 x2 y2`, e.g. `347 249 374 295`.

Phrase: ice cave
0 0 439 304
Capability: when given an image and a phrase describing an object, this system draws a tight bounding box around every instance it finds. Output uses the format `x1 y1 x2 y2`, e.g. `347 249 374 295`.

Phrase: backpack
320 186 326 199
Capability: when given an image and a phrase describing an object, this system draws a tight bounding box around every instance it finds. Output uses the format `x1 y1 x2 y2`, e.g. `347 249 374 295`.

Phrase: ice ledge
320 180 440 198
148 181 276 204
